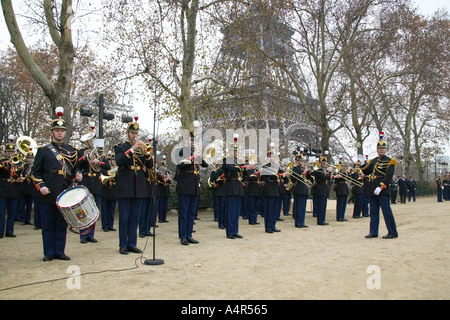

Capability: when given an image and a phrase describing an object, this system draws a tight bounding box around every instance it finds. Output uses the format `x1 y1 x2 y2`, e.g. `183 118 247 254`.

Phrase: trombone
324 161 363 187
285 162 313 188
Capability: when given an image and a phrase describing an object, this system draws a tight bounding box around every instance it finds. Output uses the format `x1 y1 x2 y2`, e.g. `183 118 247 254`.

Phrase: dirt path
1 196 449 300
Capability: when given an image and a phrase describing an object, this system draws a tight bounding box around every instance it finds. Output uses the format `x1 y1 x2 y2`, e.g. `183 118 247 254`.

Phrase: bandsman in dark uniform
407 176 417 202
443 174 450 201
351 161 365 218
360 132 398 239
278 161 291 219
311 154 332 225
100 153 117 232
17 152 35 225
77 126 110 243
174 131 208 245
290 150 312 228
157 157 171 223
244 155 260 226
0 139 24 238
31 108 83 260
260 146 281 233
113 116 153 254
210 163 226 229
398 174 408 204
333 158 349 222
222 136 245 239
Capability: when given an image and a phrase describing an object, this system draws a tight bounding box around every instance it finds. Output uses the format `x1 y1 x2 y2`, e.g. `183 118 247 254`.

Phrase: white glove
374 187 382 195
357 154 365 166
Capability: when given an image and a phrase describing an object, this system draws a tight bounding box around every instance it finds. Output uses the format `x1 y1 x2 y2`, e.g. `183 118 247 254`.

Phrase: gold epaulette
390 158 398 166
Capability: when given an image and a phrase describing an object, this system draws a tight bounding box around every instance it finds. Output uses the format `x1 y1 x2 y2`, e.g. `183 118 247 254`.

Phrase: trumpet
100 166 118 185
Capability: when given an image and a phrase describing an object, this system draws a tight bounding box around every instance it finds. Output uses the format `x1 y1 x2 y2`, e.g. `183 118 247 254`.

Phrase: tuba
17 136 38 157
80 131 101 172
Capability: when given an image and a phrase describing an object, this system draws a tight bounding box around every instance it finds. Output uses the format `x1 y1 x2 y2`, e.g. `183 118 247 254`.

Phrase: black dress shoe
234 234 243 238
272 228 281 232
119 247 129 254
187 237 199 244
227 235 236 239
365 233 378 238
54 254 71 261
109 228 116 231
80 239 88 244
382 234 398 239
317 222 329 225
5 233 16 237
180 238 189 245
87 238 97 243
127 246 142 253
43 256 54 261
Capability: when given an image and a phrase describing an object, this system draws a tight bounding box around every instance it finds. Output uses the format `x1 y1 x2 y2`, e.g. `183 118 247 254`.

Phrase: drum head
57 186 88 208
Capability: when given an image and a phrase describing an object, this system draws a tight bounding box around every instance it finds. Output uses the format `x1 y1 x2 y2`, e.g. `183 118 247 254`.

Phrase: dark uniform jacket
222 156 244 197
21 162 35 196
100 166 117 200
334 174 349 196
361 155 396 197
260 163 280 197
351 171 364 194
114 142 153 198
0 158 23 199
244 168 261 197
174 150 208 196
31 142 80 204
76 148 110 196
210 167 226 197
291 165 311 197
311 168 331 197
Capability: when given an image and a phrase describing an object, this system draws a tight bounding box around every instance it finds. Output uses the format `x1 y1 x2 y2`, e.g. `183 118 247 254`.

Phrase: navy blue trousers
139 198 157 236
263 197 278 232
158 196 168 222
352 193 364 218
247 196 259 224
0 197 18 235
316 196 327 224
178 194 198 239
226 195 242 236
369 195 398 237
101 198 116 230
118 198 143 248
39 203 67 257
214 195 226 228
336 195 347 221
281 193 291 215
293 195 307 227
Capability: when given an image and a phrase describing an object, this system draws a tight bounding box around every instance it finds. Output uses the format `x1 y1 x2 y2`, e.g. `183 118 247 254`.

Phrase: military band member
260 148 281 233
351 161 365 218
398 174 408 204
291 152 311 228
443 174 450 201
100 153 117 232
77 128 110 243
0 140 24 238
311 154 331 225
334 158 348 222
31 108 82 260
157 158 171 223
174 132 208 245
17 152 35 226
114 118 153 254
244 161 261 225
222 138 245 239
360 132 398 239
210 164 226 229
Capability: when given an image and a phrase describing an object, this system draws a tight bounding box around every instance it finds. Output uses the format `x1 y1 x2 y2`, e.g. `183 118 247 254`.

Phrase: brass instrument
100 166 118 185
10 153 21 165
204 140 224 171
139 142 153 156
80 131 101 172
16 136 38 157
285 162 313 188
324 161 363 187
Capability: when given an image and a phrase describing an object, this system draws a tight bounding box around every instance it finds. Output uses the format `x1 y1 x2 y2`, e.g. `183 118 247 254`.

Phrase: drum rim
56 185 89 209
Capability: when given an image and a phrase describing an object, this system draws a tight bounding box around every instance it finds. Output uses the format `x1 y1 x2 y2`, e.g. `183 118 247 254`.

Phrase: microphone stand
144 91 164 266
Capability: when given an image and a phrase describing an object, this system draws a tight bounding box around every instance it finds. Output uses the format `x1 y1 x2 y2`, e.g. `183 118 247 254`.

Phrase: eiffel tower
195 4 351 162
